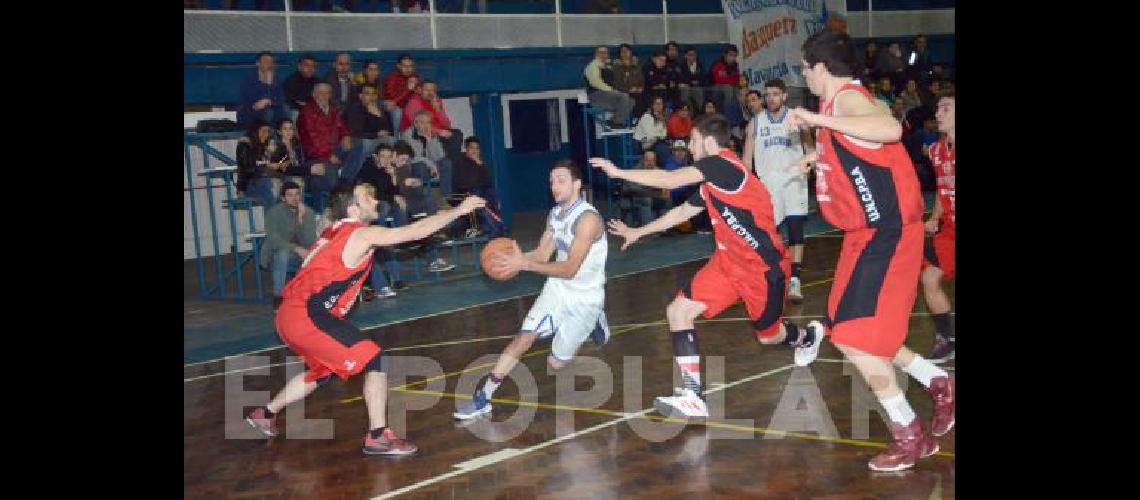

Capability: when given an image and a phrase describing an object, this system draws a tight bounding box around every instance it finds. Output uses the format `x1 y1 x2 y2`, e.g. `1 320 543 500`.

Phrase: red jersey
814 82 924 231
696 150 789 276
280 219 374 318
928 136 955 231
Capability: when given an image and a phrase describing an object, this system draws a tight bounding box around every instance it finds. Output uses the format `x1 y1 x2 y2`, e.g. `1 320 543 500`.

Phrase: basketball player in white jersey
743 79 814 303
454 159 610 420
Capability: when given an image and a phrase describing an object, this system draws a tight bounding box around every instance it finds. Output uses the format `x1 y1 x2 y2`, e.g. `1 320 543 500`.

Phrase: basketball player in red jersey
245 183 486 455
923 89 955 363
592 114 825 419
784 30 953 471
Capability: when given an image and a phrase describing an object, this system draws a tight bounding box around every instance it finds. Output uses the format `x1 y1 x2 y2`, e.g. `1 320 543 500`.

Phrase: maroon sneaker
245 407 278 437
363 428 418 456
928 373 955 436
868 419 938 472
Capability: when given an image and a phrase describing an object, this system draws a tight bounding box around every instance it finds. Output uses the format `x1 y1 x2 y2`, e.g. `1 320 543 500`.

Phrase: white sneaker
378 286 397 298
654 387 709 419
794 320 826 367
787 276 803 303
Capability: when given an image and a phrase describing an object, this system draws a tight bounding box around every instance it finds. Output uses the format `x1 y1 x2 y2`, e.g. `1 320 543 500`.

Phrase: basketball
480 237 520 281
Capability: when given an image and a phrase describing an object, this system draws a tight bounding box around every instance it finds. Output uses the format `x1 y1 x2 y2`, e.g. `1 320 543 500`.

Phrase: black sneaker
393 281 408 291
361 287 377 302
929 334 955 364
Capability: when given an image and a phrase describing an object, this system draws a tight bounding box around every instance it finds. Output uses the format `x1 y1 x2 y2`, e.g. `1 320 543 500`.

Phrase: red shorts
922 226 955 279
826 223 922 358
678 252 789 339
275 304 381 383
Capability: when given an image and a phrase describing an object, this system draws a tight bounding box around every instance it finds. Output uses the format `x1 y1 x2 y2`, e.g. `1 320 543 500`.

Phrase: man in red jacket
298 82 352 211
709 45 742 125
384 54 421 134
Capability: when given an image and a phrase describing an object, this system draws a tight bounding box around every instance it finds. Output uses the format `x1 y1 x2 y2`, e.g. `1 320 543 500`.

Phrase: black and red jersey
928 136 955 232
814 82 924 231
280 219 374 318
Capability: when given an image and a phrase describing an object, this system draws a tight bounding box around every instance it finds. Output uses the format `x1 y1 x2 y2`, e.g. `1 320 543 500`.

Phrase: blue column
470 93 514 231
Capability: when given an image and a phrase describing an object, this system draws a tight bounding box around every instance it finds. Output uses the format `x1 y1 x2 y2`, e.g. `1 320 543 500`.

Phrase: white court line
372 363 797 499
184 225 848 368
184 334 517 383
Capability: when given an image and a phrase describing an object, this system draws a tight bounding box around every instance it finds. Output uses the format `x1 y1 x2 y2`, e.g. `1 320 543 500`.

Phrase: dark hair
685 46 697 54
692 113 731 148
275 117 294 129
651 50 666 59
374 142 395 155
298 54 316 63
397 53 414 64
938 88 955 102
359 83 379 94
393 140 415 157
325 183 359 221
550 159 583 182
420 79 437 88
256 51 273 61
801 29 856 77
280 180 301 198
464 136 480 147
245 119 271 149
746 89 762 100
362 59 379 69
619 43 633 52
702 99 718 112
724 45 738 55
665 41 679 51
764 78 787 92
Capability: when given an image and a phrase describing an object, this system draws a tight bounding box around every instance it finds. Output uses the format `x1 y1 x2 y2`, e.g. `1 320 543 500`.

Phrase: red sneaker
928 373 955 436
245 407 278 437
363 428 418 456
868 419 938 472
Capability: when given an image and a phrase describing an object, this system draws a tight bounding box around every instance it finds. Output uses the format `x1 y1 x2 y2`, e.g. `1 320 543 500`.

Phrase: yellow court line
393 387 954 459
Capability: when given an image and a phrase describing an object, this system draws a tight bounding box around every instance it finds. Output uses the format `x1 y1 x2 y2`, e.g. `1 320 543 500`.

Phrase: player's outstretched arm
608 201 704 251
588 157 705 190
787 91 901 143
357 196 486 248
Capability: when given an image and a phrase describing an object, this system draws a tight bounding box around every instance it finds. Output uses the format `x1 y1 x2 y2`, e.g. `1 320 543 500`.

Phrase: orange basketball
480 237 520 281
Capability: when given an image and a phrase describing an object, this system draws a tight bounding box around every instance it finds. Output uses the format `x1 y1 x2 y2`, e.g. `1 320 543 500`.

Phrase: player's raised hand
786 107 818 131
456 195 487 215
588 157 622 178
607 219 641 251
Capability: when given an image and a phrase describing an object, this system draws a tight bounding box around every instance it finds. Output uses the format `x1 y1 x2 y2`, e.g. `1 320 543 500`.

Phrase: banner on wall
721 0 848 89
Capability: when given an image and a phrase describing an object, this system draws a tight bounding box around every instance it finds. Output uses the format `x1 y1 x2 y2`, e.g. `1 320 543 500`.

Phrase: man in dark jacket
282 54 319 123
324 52 356 111
237 51 287 127
343 83 396 184
676 46 706 118
451 137 503 238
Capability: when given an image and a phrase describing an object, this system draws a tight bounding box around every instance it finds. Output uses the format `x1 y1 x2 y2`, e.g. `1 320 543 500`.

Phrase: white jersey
751 108 809 222
521 198 609 362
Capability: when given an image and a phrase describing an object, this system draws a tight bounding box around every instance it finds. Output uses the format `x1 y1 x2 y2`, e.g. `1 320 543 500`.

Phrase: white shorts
760 171 809 225
521 284 607 362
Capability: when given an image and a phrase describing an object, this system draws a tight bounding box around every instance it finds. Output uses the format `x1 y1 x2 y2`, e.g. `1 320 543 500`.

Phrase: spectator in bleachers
350 60 385 105
236 120 280 208
666 102 693 141
618 149 669 227
237 51 286 127
324 52 356 111
343 83 396 184
644 50 680 112
907 34 933 82
262 180 317 309
283 54 319 123
298 82 352 208
896 77 923 117
584 45 634 128
664 41 683 71
701 99 718 118
634 95 671 164
676 46 707 116
709 45 741 121
392 140 455 273
874 76 895 107
354 147 404 298
661 138 695 207
611 44 645 116
267 118 310 195
400 80 462 158
402 110 454 199
385 54 421 131
726 85 749 131
856 41 879 81
452 137 504 238
875 42 907 91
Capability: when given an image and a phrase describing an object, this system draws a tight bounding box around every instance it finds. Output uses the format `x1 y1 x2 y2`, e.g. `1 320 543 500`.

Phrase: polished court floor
184 232 955 499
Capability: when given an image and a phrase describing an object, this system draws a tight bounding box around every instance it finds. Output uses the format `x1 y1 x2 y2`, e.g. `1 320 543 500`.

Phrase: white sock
879 393 917 426
902 355 949 388
482 374 503 397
